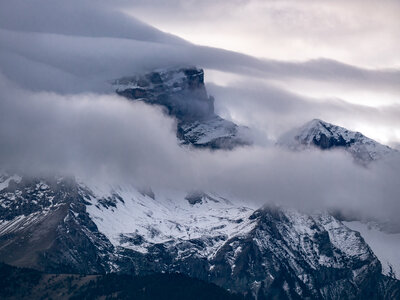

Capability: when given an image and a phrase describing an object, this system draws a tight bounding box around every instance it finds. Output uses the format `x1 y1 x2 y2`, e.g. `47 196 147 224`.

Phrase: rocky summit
278 119 396 163
0 68 399 299
113 67 251 149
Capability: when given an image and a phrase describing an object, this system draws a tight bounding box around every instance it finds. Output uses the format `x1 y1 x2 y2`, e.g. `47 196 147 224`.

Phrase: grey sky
122 0 400 68
0 0 399 223
1 74 399 225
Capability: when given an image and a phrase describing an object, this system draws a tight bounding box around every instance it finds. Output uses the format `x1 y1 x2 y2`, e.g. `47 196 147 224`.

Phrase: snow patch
344 221 400 279
0 174 22 191
84 183 256 257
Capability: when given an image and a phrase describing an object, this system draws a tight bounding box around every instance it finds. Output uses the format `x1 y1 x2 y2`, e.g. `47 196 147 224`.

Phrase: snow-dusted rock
113 67 251 149
1 174 398 299
279 119 396 163
344 221 400 280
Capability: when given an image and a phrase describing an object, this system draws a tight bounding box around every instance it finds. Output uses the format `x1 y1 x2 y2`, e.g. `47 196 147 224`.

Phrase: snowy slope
344 221 400 279
1 79 400 297
83 181 389 298
179 115 251 148
84 183 256 257
0 173 399 298
279 119 395 162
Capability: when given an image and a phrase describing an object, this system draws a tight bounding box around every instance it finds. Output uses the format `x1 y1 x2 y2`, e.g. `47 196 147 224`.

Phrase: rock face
113 67 251 149
1 72 399 298
1 172 399 299
278 119 395 163
0 174 114 273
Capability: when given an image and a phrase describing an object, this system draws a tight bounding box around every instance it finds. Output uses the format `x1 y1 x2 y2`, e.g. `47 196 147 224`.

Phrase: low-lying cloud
208 80 400 145
1 75 399 226
0 0 399 227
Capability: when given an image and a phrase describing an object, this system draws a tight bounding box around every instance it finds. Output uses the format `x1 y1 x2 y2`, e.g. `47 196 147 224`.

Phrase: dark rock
1 175 399 299
185 191 205 205
113 67 251 150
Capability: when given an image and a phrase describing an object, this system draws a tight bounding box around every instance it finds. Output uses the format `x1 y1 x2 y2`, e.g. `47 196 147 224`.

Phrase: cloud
0 0 399 97
1 75 399 227
0 0 186 44
123 0 400 67
0 74 183 183
0 0 399 228
207 80 400 144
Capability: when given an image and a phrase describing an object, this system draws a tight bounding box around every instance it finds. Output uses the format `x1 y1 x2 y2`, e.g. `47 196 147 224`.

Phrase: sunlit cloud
0 0 399 225
123 0 400 68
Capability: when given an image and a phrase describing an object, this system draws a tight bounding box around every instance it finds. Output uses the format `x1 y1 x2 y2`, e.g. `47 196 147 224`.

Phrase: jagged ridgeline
278 119 396 163
113 67 252 149
1 171 399 299
0 68 400 299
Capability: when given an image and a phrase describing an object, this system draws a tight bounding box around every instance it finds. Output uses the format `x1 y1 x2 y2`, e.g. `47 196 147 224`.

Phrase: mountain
343 221 400 281
1 69 399 299
278 119 396 163
113 67 251 149
1 172 399 299
276 119 400 281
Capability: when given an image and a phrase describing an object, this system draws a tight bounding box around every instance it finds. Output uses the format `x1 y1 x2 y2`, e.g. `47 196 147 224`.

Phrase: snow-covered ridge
279 119 395 162
0 173 398 298
84 181 384 295
84 183 256 257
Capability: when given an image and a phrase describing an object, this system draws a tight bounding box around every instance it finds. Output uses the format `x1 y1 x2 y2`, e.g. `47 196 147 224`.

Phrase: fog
0 0 399 224
208 81 400 145
124 0 400 68
1 73 399 224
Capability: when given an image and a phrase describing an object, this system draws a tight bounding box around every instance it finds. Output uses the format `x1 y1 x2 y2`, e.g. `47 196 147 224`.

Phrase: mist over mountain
0 0 399 299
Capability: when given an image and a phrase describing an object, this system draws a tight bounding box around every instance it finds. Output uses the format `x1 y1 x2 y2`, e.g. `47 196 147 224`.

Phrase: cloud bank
124 0 400 68
0 0 399 226
1 74 399 226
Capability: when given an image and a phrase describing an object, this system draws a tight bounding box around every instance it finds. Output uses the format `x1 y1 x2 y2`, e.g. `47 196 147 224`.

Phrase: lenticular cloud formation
0 0 399 222
0 1 400 298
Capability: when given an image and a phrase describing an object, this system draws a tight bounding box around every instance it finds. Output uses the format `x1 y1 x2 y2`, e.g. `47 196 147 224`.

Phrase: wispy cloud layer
1 75 399 225
123 0 400 67
0 0 399 225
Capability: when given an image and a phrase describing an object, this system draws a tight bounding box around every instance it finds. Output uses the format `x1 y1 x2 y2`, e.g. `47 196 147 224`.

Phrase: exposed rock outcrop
113 67 251 149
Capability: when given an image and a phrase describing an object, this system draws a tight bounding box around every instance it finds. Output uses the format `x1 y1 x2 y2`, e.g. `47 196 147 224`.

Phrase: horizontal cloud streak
0 0 399 97
123 0 400 67
0 0 186 44
0 0 399 230
1 28 399 95
0 76 399 227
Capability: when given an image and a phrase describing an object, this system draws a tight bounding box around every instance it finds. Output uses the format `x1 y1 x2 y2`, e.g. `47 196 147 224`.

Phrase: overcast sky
1 0 399 144
123 0 400 68
122 0 400 144
0 0 399 223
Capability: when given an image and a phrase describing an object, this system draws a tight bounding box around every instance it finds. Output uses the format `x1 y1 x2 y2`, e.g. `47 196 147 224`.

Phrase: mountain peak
113 66 210 121
279 119 395 162
113 67 251 149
